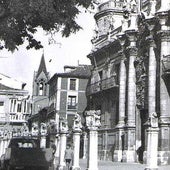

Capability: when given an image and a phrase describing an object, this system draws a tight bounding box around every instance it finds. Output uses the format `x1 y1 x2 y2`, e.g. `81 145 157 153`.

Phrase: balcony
98 0 124 12
67 105 77 111
9 113 27 123
86 75 118 96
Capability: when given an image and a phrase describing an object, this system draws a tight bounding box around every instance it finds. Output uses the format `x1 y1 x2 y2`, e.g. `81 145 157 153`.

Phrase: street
79 159 170 170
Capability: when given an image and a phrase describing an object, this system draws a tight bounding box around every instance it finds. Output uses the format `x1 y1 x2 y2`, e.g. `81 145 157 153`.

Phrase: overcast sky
0 11 95 94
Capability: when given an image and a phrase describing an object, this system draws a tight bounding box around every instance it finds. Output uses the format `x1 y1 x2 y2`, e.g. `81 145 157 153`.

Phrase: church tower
32 54 50 115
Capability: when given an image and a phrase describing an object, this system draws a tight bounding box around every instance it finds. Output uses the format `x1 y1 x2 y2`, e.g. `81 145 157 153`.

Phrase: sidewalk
79 159 170 170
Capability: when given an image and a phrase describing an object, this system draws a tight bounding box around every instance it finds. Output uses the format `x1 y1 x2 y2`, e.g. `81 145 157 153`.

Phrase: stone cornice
157 30 170 42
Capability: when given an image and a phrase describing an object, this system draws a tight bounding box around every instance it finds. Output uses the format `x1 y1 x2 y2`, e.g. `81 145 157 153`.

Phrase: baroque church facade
86 0 170 165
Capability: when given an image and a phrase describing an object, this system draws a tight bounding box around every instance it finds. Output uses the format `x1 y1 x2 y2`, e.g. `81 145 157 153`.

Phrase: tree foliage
0 0 95 51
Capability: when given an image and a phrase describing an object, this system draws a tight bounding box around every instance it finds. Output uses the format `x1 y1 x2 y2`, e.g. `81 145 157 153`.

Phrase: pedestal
40 136 46 148
145 127 159 170
72 131 81 170
87 130 98 170
58 133 67 170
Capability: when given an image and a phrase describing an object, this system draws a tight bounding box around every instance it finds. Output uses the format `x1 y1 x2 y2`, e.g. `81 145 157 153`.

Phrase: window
67 96 77 110
39 82 44 95
0 101 4 113
69 79 76 90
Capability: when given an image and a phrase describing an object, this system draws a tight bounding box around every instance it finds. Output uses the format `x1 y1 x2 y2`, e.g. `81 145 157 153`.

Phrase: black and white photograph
0 0 170 170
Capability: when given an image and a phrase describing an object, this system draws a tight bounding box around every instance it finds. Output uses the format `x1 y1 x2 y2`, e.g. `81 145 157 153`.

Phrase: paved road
79 159 170 170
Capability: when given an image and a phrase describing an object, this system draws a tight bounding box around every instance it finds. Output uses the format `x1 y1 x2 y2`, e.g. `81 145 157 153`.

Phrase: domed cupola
93 0 138 37
94 0 126 37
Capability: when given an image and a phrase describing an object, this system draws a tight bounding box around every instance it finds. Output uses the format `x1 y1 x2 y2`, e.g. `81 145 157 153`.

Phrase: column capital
125 30 138 42
85 110 101 130
126 46 138 56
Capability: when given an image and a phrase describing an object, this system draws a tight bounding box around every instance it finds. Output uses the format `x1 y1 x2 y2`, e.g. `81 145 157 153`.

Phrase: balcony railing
98 0 125 12
9 113 27 123
86 75 118 95
67 105 77 110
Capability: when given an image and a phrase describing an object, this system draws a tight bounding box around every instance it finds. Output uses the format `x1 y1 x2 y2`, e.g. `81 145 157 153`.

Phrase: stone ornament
31 123 39 136
150 112 158 128
40 123 47 136
59 117 68 133
73 113 82 131
21 123 29 137
85 110 101 129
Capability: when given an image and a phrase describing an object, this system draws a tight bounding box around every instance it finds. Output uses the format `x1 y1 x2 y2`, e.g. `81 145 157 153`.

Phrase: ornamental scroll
85 110 101 129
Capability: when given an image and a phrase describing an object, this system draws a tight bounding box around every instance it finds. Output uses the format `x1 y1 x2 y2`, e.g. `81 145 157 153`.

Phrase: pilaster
156 10 170 165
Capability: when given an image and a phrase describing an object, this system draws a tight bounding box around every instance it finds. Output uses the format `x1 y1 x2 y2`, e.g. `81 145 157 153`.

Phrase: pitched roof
36 54 48 78
0 83 19 90
57 65 92 78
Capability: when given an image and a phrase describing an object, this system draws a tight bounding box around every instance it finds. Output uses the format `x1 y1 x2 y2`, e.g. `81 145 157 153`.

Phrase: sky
0 10 96 94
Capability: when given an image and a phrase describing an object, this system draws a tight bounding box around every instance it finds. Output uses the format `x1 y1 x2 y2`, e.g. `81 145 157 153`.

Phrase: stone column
146 18 157 117
145 113 159 170
85 110 101 170
58 118 68 170
117 34 126 127
82 132 88 159
124 29 138 162
72 113 82 170
114 34 126 162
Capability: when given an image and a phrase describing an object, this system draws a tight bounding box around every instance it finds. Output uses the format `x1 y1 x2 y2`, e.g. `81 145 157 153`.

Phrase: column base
158 151 170 165
72 166 81 170
144 167 158 170
57 165 66 170
113 150 122 162
86 168 98 170
122 150 136 162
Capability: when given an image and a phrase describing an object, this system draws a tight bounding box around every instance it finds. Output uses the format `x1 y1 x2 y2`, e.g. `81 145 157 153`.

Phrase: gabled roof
36 54 48 78
58 65 92 78
0 83 19 90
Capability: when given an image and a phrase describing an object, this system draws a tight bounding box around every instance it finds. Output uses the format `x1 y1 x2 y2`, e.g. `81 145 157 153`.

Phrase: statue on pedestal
40 123 47 136
73 113 82 131
85 110 101 129
31 123 39 136
59 117 68 133
21 123 29 137
150 112 158 128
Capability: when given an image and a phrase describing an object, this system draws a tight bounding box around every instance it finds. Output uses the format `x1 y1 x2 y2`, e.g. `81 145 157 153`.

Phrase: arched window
39 82 44 95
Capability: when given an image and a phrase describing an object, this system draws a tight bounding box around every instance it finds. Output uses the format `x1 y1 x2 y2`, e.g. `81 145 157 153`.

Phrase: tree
0 0 97 51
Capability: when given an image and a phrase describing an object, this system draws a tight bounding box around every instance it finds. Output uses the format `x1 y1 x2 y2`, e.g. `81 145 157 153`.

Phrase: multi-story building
0 73 30 156
47 65 91 152
86 0 170 165
48 64 91 127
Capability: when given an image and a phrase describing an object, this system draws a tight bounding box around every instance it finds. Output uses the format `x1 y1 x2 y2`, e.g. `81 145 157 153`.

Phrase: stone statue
59 117 68 133
40 123 47 136
85 110 101 129
73 113 82 131
150 112 158 128
31 123 39 136
21 123 29 136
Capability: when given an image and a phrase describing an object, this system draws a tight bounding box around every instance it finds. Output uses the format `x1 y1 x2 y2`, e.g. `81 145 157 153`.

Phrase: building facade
0 73 30 156
47 65 91 157
87 0 170 165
